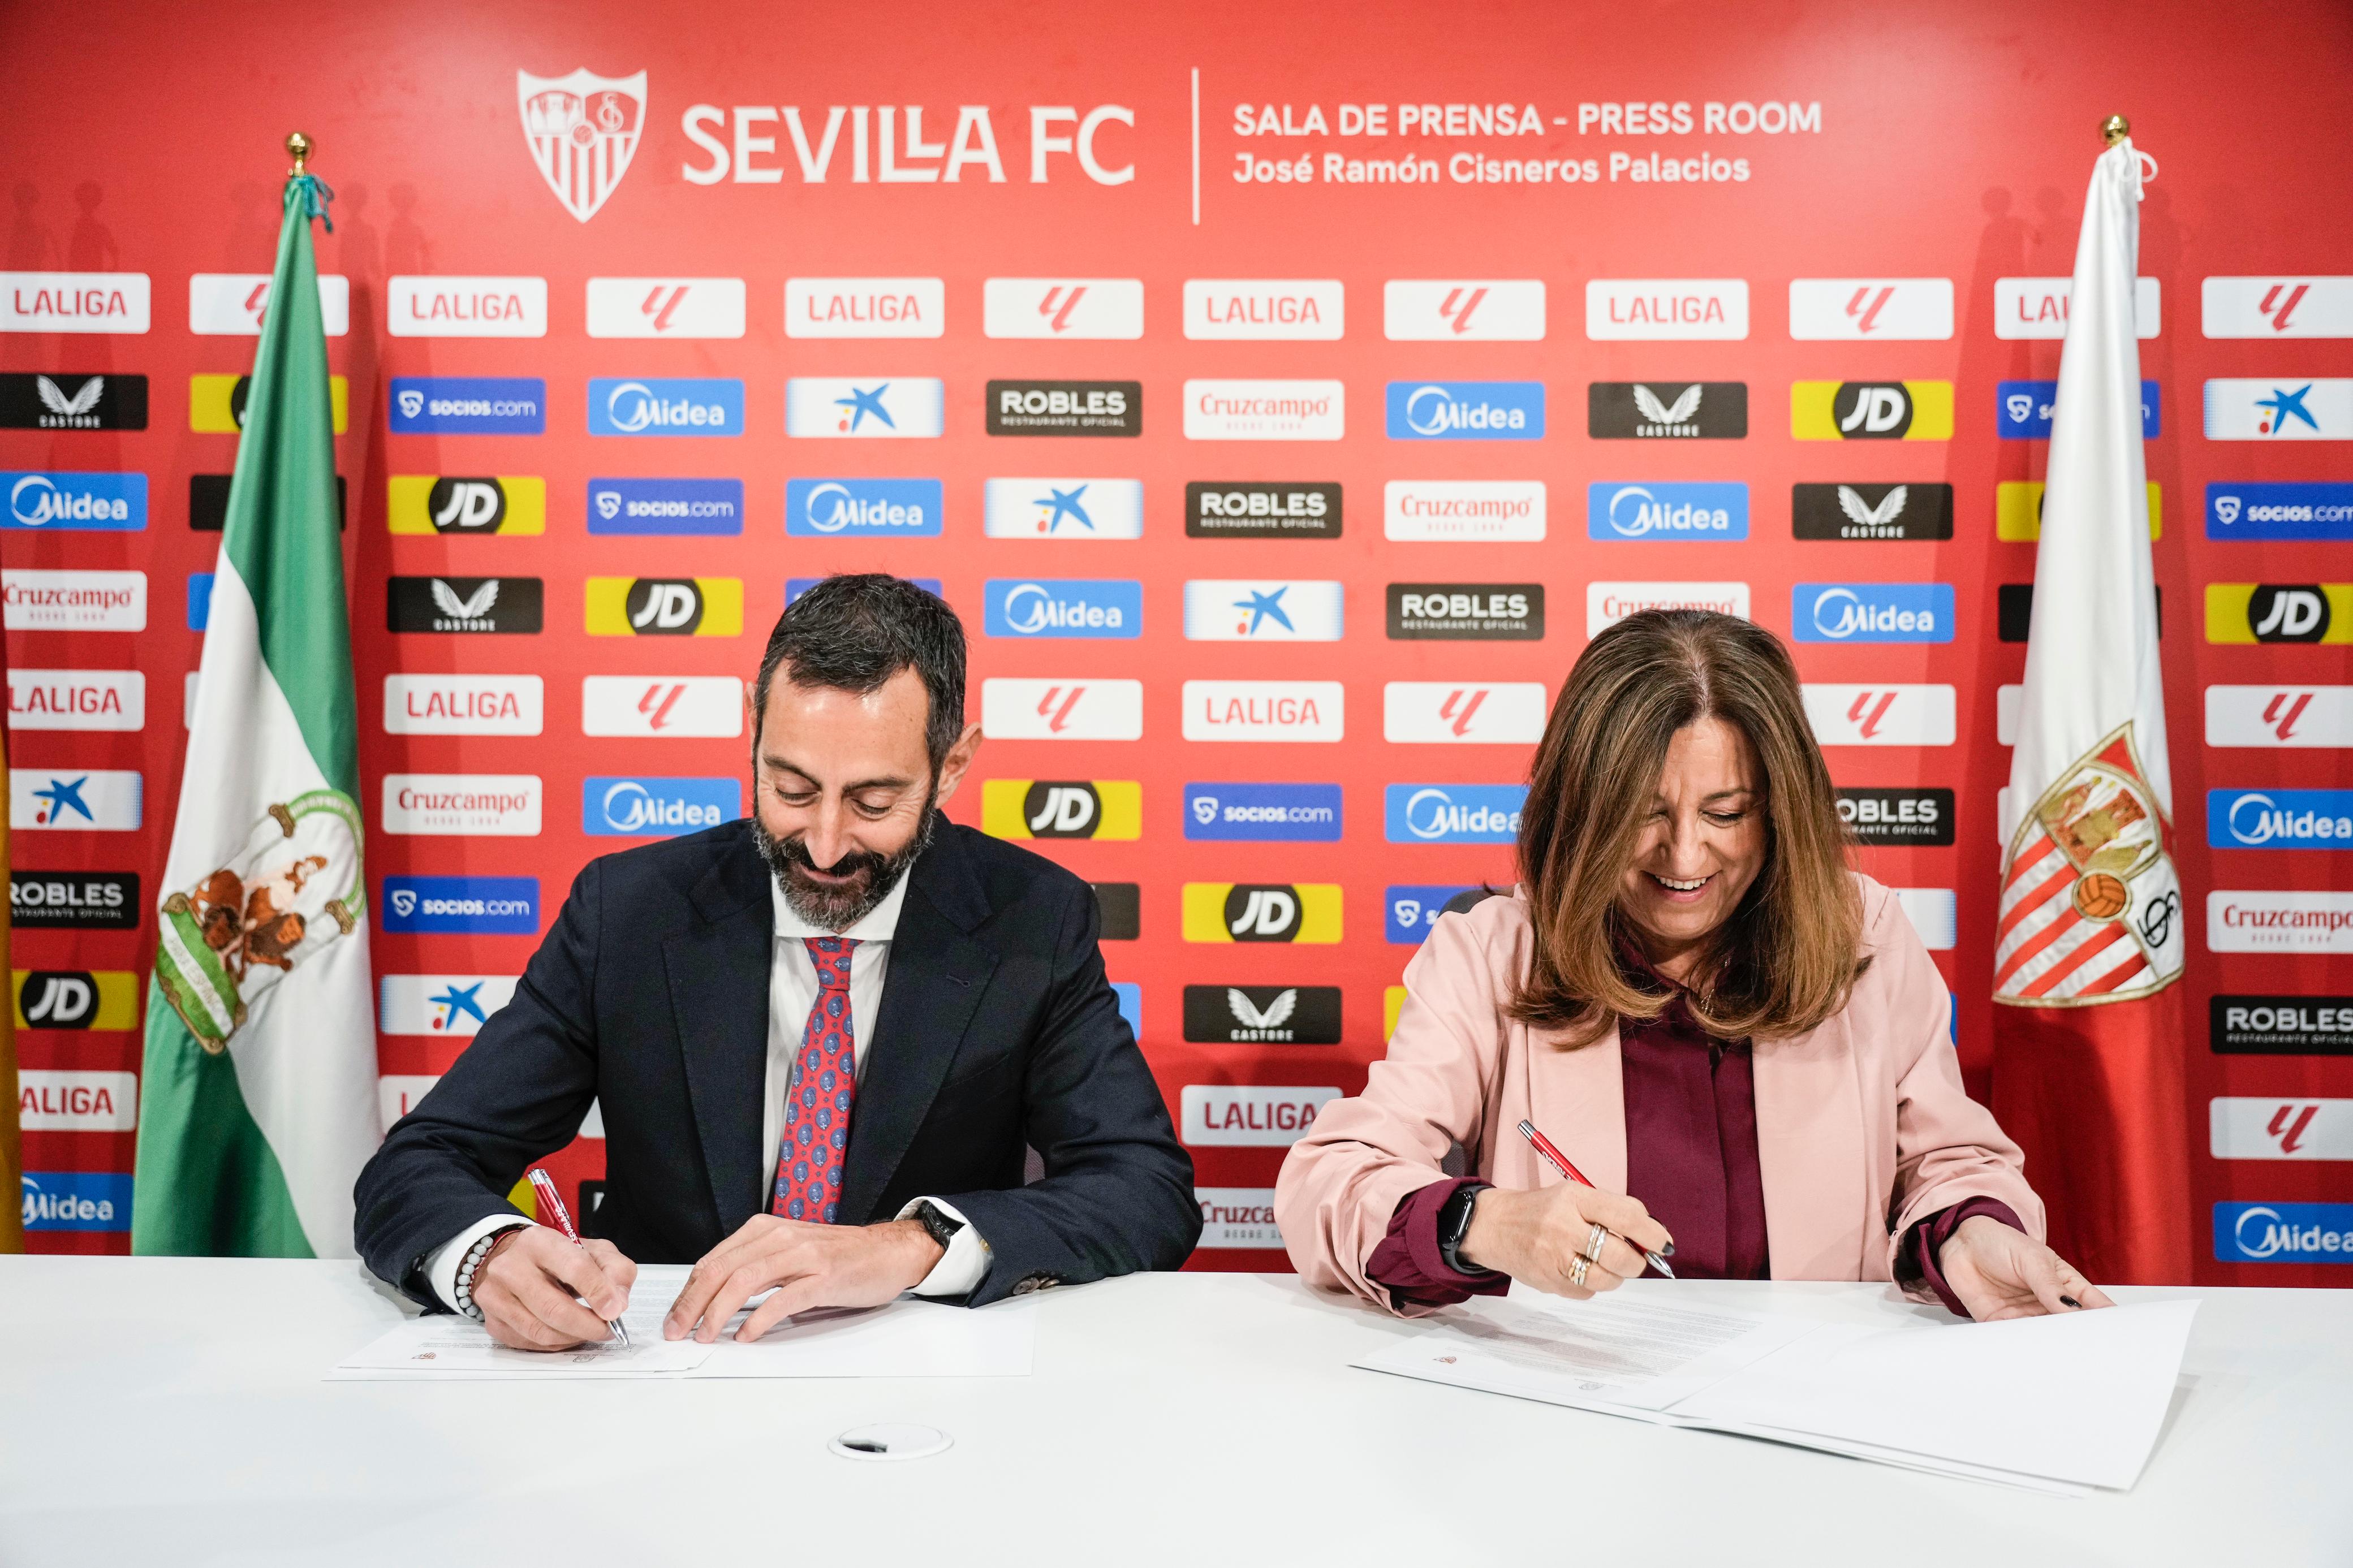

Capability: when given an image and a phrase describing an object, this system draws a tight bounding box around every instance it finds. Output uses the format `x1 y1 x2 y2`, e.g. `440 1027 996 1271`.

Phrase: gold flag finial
2100 114 2130 148
286 132 313 174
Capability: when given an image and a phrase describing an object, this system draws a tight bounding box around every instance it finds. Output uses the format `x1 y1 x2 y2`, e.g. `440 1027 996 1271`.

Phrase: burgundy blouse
1365 975 2018 1317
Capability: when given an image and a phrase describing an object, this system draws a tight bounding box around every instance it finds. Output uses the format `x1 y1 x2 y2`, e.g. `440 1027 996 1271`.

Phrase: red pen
1515 1119 1677 1279
525 1167 630 1345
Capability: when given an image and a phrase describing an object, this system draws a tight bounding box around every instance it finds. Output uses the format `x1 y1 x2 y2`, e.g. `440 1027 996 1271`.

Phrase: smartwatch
1436 1182 1494 1278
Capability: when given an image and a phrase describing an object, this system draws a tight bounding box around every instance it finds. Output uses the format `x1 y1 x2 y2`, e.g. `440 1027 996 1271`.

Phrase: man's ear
929 722 985 809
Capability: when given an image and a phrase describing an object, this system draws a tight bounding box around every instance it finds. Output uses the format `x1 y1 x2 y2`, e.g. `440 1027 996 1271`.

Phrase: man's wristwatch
912 1200 964 1251
1436 1182 1494 1278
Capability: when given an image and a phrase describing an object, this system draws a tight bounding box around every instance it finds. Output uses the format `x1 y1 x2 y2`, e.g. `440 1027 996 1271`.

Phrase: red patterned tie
772 936 859 1223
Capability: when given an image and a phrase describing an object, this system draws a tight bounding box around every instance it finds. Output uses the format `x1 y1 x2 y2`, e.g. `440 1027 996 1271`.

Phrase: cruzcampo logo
153 791 366 1053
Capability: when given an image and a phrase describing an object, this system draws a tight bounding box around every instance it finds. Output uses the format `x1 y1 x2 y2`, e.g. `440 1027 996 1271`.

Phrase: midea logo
1403 385 1526 435
2234 1204 2287 1258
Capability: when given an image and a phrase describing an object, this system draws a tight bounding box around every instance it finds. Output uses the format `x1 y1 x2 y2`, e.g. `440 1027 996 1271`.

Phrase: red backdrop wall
3 0 2348 1283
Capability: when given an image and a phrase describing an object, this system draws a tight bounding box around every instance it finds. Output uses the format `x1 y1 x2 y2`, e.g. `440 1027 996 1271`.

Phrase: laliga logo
1191 795 1221 825
390 888 419 918
2215 494 2243 525
397 388 425 419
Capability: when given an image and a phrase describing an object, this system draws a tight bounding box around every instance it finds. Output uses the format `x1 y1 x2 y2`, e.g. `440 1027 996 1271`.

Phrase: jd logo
624 579 705 634
1835 383 1914 438
428 478 508 534
1023 781 1102 837
1224 884 1304 941
2251 586 2331 642
21 970 96 1026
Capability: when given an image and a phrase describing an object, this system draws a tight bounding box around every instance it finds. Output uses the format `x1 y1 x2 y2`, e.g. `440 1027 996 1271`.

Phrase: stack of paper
1354 1289 2198 1494
330 1266 1035 1381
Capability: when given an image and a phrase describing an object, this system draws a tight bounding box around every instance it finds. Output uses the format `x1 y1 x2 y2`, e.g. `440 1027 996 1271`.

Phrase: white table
1 1259 2348 1565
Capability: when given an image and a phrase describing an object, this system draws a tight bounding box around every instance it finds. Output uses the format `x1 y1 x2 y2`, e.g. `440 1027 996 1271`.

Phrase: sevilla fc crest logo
517 68 647 223
1994 723 2183 1008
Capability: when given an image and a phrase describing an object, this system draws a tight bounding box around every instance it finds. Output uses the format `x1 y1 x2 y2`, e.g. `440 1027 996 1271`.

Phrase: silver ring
1571 1256 1591 1287
1583 1223 1610 1263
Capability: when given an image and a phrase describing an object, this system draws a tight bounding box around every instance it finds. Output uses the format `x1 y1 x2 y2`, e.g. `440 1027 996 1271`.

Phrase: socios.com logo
1384 784 1526 843
1386 381 1545 440
1588 481 1748 540
982 578 1142 638
587 477 744 536
1793 582 1954 643
1 471 146 532
381 875 541 934
588 377 744 437
397 388 424 419
786 478 943 537
584 776 743 837
387 377 546 434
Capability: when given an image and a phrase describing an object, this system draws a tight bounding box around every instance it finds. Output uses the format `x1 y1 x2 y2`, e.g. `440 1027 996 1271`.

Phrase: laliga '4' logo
2264 692 2313 741
1035 685 1087 732
1438 287 1487 335
1845 285 1894 334
1037 286 1087 333
518 68 647 223
2262 284 2309 333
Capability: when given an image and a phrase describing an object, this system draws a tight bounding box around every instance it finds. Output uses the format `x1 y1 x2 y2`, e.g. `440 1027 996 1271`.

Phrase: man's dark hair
753 574 967 770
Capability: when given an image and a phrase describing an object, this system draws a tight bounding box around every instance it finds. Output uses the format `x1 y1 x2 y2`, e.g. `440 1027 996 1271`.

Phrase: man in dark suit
355 575 1199 1349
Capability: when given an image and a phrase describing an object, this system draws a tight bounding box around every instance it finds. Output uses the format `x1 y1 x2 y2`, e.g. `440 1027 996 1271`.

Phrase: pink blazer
1276 875 2044 1315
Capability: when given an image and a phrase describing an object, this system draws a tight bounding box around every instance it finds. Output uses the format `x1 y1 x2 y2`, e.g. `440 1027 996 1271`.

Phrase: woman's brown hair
1509 608 1864 1047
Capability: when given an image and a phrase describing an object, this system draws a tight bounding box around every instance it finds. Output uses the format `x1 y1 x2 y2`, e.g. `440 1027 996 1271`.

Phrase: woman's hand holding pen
1458 1183 1676 1302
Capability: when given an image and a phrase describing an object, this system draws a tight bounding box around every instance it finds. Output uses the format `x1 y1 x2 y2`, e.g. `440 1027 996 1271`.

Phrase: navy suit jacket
354 817 1199 1307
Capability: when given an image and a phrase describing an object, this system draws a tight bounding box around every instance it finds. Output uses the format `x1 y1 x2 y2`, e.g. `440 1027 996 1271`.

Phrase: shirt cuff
1904 1198 2026 1318
1367 1177 1511 1310
421 1215 535 1311
896 1196 992 1298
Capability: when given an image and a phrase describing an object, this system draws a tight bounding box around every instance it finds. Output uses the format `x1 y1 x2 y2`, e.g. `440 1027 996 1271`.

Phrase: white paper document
330 1265 1035 1381
1354 1288 2198 1493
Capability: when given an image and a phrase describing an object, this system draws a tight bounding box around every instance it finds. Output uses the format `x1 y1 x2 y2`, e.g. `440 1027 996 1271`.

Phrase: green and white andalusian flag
131 170 378 1257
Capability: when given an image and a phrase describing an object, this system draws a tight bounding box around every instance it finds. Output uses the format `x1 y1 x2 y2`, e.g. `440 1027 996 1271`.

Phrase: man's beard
752 796 936 931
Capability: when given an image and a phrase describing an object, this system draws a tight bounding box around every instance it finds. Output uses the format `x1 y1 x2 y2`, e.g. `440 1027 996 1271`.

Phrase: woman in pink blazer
1277 610 2113 1321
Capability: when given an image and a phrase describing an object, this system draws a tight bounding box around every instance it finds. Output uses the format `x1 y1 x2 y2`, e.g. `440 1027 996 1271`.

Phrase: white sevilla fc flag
1992 134 2190 1285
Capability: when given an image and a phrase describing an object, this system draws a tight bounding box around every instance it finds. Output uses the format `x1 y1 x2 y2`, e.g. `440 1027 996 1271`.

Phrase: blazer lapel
1520 1022 1629 1194
663 840 775 1234
1753 1021 1870 1279
840 827 998 1223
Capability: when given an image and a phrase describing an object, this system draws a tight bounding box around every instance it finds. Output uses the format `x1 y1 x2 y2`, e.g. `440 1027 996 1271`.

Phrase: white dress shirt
424 859 990 1310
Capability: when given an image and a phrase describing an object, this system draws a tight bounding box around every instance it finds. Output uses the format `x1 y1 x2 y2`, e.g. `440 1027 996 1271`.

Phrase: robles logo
1185 481 1339 539
584 776 741 837
1385 784 1525 843
10 870 139 930
1386 381 1544 440
984 580 1141 638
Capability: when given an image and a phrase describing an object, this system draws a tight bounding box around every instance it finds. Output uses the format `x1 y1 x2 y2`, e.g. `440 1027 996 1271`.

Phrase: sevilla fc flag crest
518 68 647 223
1995 723 2184 1004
